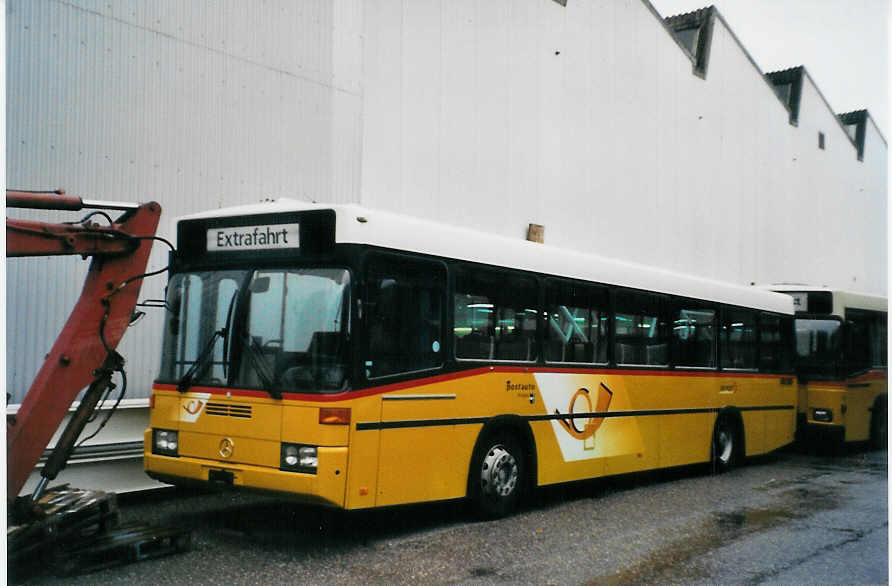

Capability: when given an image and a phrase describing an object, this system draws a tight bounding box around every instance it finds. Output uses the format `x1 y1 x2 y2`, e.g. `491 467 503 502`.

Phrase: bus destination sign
207 223 300 252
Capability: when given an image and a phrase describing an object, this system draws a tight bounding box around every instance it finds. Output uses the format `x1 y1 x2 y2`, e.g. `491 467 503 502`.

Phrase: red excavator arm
6 190 162 500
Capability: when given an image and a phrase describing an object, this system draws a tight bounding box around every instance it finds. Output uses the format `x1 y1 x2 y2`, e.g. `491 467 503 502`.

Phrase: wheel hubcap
717 428 733 464
481 445 518 498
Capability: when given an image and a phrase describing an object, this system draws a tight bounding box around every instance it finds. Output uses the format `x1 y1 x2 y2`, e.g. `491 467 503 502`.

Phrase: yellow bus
772 287 887 448
145 201 798 516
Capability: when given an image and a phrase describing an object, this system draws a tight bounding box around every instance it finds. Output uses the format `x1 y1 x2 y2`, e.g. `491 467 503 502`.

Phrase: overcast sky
649 0 889 136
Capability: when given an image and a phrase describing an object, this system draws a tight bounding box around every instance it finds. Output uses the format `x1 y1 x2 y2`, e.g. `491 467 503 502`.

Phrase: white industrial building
6 0 887 493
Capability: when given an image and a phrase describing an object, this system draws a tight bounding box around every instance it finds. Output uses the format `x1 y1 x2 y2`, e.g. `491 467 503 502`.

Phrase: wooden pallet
8 486 120 569
8 486 190 580
52 522 192 576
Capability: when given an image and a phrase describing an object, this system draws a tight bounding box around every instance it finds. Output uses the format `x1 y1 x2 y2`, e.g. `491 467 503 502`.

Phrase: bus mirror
168 287 182 335
250 276 270 293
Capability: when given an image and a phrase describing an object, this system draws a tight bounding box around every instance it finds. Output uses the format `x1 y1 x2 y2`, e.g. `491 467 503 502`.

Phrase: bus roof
179 199 795 315
767 285 887 314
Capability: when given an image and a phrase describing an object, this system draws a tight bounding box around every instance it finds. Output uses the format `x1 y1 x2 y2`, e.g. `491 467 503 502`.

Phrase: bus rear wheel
469 431 525 519
711 416 739 472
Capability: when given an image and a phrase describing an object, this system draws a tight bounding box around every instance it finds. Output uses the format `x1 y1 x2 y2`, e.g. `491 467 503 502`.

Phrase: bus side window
720 308 757 369
671 303 716 368
876 313 888 367
364 257 445 378
847 308 887 369
544 280 608 364
759 313 794 372
454 268 537 362
779 316 795 371
614 291 669 366
454 292 496 360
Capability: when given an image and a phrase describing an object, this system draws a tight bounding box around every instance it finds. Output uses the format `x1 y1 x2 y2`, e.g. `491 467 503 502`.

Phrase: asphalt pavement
12 446 887 585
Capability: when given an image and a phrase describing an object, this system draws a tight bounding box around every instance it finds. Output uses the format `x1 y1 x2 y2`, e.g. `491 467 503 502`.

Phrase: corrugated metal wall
6 0 364 402
6 0 886 407
358 0 886 293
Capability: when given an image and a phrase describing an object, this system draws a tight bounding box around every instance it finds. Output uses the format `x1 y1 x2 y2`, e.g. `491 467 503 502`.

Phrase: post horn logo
219 437 234 459
555 382 613 450
184 399 205 415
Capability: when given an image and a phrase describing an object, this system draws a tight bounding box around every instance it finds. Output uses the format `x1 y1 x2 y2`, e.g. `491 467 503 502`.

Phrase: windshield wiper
178 289 240 392
241 335 280 399
177 329 224 392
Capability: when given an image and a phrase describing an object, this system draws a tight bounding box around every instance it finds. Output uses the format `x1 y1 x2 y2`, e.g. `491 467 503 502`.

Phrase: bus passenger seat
458 329 494 360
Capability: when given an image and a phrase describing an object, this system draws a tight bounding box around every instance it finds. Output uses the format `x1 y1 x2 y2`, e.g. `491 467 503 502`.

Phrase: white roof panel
765 284 887 314
178 200 795 315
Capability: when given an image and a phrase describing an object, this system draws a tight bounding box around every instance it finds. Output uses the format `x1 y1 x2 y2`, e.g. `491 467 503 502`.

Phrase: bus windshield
794 317 842 378
159 267 351 393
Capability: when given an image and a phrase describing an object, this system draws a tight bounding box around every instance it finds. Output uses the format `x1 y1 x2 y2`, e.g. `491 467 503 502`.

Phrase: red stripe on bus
153 366 793 402
152 367 494 402
850 370 888 382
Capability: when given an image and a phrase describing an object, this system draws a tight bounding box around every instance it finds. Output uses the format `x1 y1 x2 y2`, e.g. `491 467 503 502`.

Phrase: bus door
842 309 887 442
361 254 455 506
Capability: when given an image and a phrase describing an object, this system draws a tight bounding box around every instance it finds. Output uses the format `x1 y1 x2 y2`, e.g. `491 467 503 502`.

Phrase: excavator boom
6 190 161 499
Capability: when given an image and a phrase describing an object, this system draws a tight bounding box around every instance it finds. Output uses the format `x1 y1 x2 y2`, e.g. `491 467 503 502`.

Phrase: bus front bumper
144 446 349 508
804 422 845 445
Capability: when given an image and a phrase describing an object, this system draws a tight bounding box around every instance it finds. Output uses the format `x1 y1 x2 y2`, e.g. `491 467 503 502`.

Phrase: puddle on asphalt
713 506 800 530
811 460 887 473
808 449 888 476
754 471 831 491
469 567 498 577
588 486 841 585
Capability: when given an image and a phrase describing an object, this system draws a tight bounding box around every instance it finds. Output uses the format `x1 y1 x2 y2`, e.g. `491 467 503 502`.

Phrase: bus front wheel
469 431 525 518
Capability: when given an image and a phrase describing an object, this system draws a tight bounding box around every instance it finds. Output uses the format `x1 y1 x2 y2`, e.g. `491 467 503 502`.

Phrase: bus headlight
812 408 833 422
299 446 318 468
283 444 299 467
280 443 317 473
152 429 179 457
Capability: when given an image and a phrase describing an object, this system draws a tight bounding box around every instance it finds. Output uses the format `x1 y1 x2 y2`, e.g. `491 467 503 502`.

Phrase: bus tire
468 430 525 519
711 415 740 473
870 397 887 451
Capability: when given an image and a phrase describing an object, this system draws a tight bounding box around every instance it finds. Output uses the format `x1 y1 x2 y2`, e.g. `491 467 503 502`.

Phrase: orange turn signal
319 407 351 425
